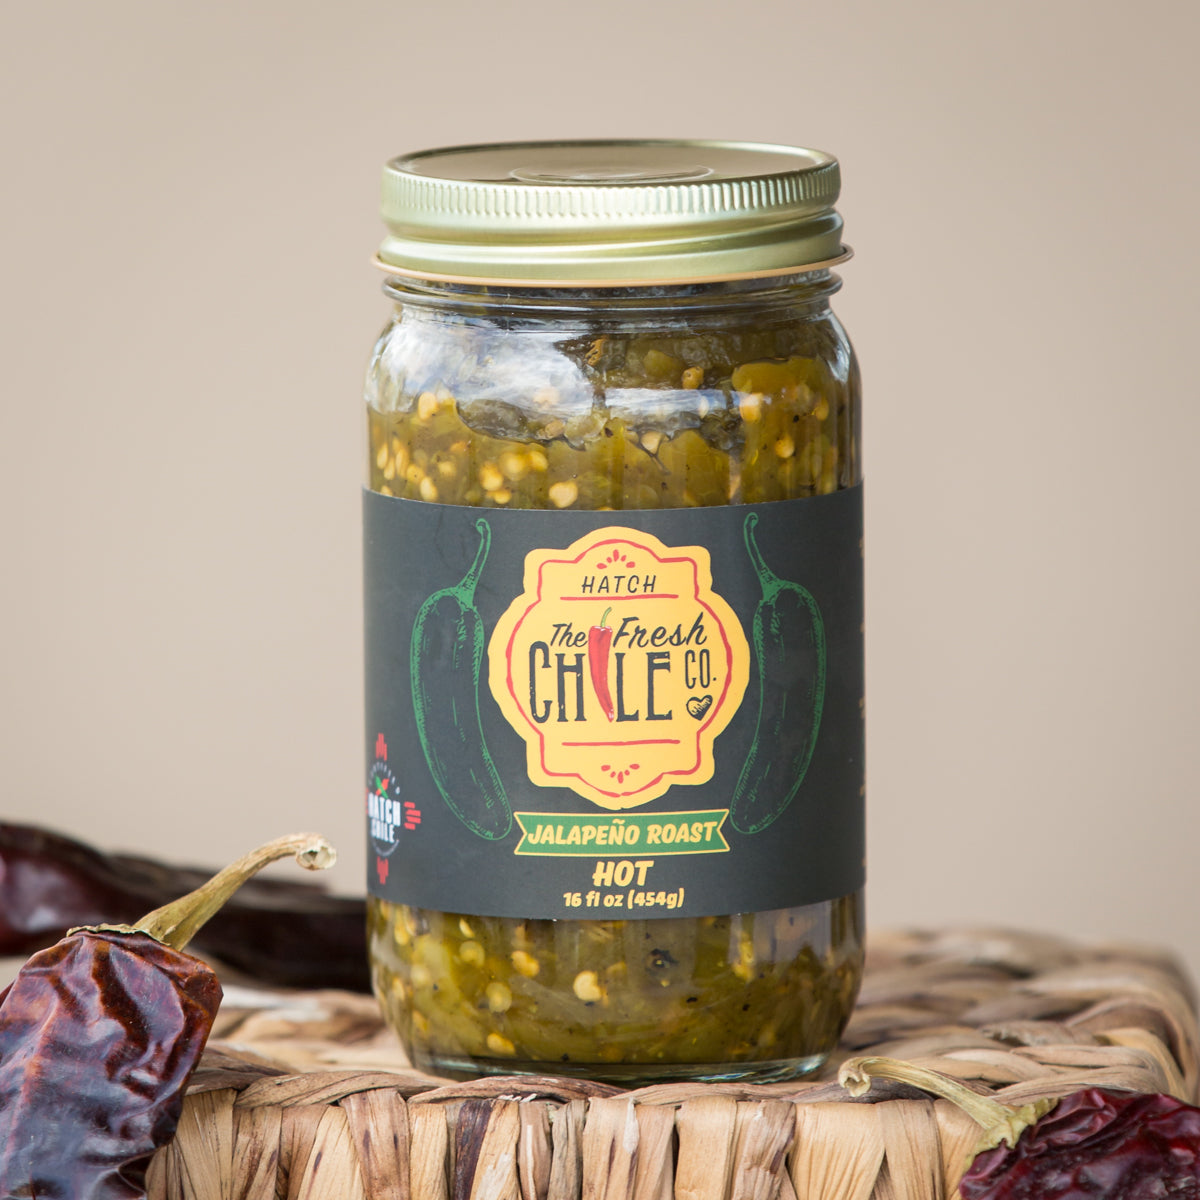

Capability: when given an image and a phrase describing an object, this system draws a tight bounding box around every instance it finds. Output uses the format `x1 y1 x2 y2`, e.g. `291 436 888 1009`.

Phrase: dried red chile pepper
964 1087 1200 1199
841 1055 1200 1199
0 821 369 991
0 832 335 1200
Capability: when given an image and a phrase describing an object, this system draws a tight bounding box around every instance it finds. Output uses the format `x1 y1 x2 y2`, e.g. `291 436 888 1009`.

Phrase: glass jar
362 141 865 1084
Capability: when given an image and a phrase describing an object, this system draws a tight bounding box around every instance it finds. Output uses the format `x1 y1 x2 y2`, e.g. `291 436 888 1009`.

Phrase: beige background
2 3 1197 975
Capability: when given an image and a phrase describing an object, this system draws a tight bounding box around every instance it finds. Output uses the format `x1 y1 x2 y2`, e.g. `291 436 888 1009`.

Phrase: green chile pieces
410 519 512 840
730 512 826 835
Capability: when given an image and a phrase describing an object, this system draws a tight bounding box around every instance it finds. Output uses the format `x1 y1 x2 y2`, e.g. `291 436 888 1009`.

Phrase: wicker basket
146 928 1199 1199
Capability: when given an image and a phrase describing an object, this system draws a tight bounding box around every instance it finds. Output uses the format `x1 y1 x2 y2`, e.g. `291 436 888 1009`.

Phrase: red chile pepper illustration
0 832 335 1199
588 606 616 721
840 1056 1200 1199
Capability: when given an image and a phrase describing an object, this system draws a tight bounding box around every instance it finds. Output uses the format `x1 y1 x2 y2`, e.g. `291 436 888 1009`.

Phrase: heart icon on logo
686 695 713 721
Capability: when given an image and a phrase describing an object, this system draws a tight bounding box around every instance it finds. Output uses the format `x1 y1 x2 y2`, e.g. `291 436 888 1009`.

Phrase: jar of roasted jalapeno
363 140 864 1083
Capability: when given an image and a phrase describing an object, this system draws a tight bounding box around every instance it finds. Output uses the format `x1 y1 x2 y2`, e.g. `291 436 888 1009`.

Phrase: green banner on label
514 810 730 856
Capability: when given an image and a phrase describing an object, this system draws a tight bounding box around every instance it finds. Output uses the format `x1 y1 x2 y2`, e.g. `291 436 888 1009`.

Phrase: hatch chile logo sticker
368 732 422 885
487 527 751 808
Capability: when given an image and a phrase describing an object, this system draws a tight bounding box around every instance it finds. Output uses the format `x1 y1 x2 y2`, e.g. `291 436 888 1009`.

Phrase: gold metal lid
377 139 847 286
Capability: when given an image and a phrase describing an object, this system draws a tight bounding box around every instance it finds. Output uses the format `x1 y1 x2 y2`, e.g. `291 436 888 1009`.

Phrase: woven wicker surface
147 928 1199 1199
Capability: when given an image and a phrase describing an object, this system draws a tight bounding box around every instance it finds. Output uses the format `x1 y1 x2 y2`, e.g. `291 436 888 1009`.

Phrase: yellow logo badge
488 528 750 809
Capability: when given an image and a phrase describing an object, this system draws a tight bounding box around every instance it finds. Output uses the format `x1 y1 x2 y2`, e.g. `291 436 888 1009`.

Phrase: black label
364 486 864 919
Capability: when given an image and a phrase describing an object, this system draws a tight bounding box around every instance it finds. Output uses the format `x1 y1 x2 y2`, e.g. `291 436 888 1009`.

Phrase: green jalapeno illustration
730 511 826 835
410 518 512 840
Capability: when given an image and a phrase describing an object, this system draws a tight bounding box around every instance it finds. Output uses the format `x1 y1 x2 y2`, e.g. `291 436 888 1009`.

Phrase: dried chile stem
839 1056 1057 1153
81 833 336 953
